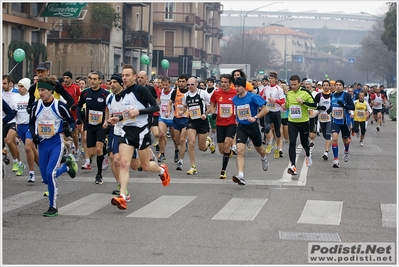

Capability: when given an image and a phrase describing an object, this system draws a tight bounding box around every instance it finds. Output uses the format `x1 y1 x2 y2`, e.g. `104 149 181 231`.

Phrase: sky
219 1 388 16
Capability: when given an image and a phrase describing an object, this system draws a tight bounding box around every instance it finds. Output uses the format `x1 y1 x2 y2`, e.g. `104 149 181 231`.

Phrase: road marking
3 191 44 213
279 144 307 186
58 193 110 216
297 200 343 225
212 197 268 221
127 195 197 218
380 203 396 228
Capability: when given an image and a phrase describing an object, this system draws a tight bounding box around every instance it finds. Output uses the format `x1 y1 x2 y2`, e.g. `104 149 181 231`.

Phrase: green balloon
140 55 150 65
13 48 25 63
325 74 329 78
161 59 170 69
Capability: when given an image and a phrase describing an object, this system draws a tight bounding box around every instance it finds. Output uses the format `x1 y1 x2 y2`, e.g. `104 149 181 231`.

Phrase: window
31 3 44 16
32 31 40 43
165 31 174 55
165 3 174 20
11 3 28 13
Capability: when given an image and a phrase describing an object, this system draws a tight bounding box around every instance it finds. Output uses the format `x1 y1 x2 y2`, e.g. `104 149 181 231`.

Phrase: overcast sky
219 1 388 16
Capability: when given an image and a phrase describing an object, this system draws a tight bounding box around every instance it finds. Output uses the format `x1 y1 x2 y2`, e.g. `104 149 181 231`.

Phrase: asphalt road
2 119 397 265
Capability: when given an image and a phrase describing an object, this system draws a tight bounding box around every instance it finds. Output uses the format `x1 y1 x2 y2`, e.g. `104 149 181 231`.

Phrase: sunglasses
187 84 196 86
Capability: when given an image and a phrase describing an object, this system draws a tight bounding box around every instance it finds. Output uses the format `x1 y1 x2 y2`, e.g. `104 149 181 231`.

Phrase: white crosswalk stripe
212 197 268 221
58 193 110 216
297 200 343 225
380 203 396 228
3 191 44 213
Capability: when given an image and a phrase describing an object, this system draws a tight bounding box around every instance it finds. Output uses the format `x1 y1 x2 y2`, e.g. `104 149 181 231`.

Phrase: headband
37 81 54 91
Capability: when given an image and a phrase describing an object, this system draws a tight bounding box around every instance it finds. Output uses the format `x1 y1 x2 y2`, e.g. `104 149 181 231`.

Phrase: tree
356 19 397 87
381 3 396 52
89 3 120 30
220 33 282 75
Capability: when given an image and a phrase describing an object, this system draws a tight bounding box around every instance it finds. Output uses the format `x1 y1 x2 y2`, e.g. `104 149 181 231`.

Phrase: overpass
221 10 378 48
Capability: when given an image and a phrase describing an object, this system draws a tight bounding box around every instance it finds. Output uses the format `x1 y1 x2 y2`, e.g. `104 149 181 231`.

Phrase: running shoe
376 126 380 132
95 174 103 185
66 154 78 178
155 144 160 152
209 142 216 153
261 156 269 171
219 170 227 179
279 149 283 158
112 183 121 195
12 162 19 172
232 175 246 185
74 150 81 162
322 151 328 161
306 155 312 167
287 165 297 175
16 163 26 176
309 141 314 147
343 151 349 162
28 173 35 183
333 159 340 168
102 155 109 170
176 161 183 171
43 191 49 197
43 207 58 217
153 140 158 147
359 141 364 147
229 150 234 158
174 151 179 163
158 154 166 162
274 148 279 159
370 120 373 124
356 131 360 138
111 195 127 210
186 165 197 175
265 144 273 154
246 139 252 151
81 162 91 170
159 163 171 187
125 194 131 203
231 145 237 155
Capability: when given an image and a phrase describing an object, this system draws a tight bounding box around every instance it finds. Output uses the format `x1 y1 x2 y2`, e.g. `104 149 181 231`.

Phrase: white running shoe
322 151 328 161
261 156 269 171
306 155 312 167
343 151 349 162
102 155 109 170
333 159 340 168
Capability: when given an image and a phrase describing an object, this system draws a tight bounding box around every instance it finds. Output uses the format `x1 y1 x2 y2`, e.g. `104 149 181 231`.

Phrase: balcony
153 11 201 27
47 23 110 43
124 28 153 49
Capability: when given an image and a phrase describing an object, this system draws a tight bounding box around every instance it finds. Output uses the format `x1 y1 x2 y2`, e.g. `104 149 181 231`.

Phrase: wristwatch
254 115 258 119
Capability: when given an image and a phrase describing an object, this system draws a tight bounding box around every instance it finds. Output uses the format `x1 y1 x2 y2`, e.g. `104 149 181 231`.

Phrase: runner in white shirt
10 78 40 181
261 71 286 159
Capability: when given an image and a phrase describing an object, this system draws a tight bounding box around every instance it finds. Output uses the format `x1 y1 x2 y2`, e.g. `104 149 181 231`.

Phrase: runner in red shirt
209 73 238 179
63 71 81 160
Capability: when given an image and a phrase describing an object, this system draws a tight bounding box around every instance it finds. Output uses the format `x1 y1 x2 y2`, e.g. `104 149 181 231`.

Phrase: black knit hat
234 77 246 87
63 71 73 79
110 74 123 86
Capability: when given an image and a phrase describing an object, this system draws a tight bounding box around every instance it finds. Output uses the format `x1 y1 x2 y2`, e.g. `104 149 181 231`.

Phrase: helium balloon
13 48 26 63
325 74 329 79
140 55 150 65
161 59 170 69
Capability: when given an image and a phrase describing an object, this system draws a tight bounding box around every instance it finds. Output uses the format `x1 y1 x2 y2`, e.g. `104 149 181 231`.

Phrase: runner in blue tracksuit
29 76 78 217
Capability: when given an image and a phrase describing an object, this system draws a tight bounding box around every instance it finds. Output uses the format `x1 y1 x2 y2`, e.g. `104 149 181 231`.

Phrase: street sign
348 57 355 64
259 70 264 74
41 3 87 18
192 61 201 70
296 56 303 63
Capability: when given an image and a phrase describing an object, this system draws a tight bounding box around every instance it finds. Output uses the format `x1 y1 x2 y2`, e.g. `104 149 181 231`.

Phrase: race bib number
332 107 344 119
319 113 331 123
356 110 365 119
161 104 168 115
236 104 251 120
289 105 302 119
122 105 136 122
188 106 201 119
88 110 103 125
266 102 276 110
37 120 55 138
219 104 233 118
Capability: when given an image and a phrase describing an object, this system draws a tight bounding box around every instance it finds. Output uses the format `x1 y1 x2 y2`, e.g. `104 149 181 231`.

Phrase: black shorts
3 122 17 138
148 115 159 128
86 126 107 148
119 125 151 150
186 119 209 135
373 108 382 115
309 117 318 133
216 124 237 143
236 123 262 147
281 118 288 125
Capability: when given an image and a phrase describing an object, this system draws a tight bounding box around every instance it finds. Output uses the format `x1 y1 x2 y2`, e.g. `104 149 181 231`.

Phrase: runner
314 80 332 160
231 77 269 186
110 64 170 210
327 79 355 168
28 76 78 217
209 73 238 179
353 91 372 147
283 75 316 176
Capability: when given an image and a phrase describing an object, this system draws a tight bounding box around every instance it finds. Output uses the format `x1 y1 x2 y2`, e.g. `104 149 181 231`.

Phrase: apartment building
3 2 223 81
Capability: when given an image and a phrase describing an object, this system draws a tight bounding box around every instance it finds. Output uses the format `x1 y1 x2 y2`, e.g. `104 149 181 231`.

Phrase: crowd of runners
2 62 390 215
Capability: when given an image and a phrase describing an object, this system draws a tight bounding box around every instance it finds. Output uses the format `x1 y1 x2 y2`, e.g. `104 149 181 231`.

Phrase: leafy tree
381 3 396 52
220 33 282 74
89 3 120 29
356 19 397 87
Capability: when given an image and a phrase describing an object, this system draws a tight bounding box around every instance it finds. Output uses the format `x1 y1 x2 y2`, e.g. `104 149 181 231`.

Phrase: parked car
388 89 396 121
